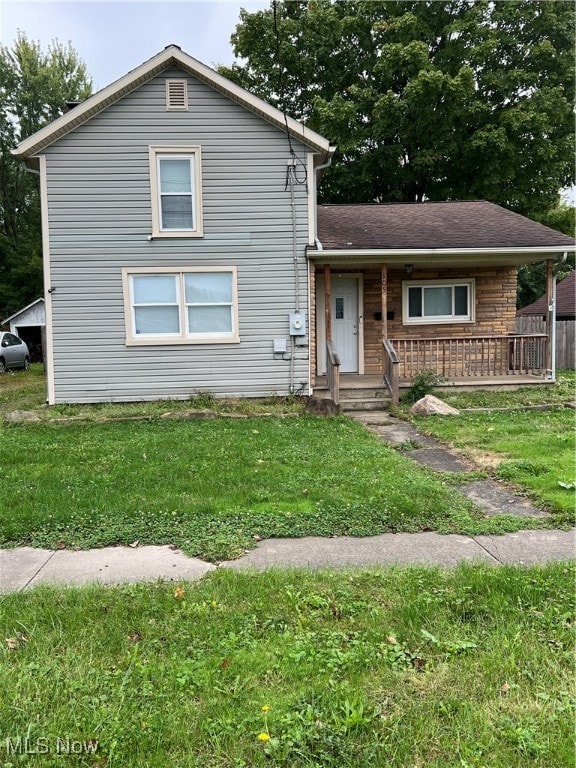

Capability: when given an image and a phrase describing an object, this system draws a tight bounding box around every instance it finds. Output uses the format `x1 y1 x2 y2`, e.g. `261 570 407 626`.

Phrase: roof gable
12 45 334 161
2 298 45 326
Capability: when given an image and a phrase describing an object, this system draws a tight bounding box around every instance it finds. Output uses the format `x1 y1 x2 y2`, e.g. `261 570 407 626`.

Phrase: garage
2 298 45 363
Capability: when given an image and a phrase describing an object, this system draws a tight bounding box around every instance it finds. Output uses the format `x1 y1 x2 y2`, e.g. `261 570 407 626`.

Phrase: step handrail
382 338 400 406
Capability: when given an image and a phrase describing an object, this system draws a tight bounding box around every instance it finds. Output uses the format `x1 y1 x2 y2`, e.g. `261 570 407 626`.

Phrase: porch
311 261 554 407
315 368 551 410
316 359 551 409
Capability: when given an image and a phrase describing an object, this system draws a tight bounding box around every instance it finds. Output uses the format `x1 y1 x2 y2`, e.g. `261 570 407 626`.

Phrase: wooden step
313 386 391 412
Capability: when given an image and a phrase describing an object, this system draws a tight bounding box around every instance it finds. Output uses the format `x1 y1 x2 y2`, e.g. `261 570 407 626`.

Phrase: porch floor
314 373 552 393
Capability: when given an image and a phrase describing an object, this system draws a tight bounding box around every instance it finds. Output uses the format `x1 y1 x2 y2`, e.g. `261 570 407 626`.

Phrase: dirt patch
454 447 506 471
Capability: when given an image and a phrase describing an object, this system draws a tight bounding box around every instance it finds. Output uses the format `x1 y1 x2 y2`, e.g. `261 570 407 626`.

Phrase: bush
402 369 442 404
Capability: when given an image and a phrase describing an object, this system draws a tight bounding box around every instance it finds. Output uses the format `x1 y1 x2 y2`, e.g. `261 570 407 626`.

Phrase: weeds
402 369 443 404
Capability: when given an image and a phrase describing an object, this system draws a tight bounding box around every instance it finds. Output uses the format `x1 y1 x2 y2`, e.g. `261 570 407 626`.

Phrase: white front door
332 278 358 372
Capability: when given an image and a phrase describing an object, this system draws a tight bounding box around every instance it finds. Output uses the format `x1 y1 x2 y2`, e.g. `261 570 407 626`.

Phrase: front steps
313 383 391 412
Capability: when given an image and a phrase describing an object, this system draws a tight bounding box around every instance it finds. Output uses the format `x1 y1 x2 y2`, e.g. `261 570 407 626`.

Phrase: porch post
545 258 554 378
324 264 332 342
381 264 388 339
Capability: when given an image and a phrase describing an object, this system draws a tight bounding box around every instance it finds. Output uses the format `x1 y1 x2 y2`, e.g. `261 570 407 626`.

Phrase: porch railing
389 334 548 379
326 340 341 405
382 338 400 406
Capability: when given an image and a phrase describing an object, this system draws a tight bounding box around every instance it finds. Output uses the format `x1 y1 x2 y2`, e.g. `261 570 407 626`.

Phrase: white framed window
123 267 239 345
402 280 475 325
149 146 203 238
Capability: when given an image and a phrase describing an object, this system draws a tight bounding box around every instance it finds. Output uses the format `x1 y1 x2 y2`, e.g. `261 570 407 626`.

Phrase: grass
431 370 575 410
412 409 575 519
1 367 573 560
1 415 514 561
0 364 306 419
1 564 574 767
400 372 576 522
0 364 48 414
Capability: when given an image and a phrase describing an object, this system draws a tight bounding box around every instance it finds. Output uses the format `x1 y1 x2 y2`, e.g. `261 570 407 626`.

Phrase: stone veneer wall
314 265 518 377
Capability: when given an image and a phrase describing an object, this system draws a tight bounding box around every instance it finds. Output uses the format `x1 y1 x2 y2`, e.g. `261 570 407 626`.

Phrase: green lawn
1 415 511 561
406 375 575 522
0 364 306 419
1 565 573 768
434 370 575 410
1 368 573 560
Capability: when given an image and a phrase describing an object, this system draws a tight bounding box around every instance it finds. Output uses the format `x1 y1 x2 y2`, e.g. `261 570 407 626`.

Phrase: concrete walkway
348 410 551 518
1 410 574 593
1 530 574 593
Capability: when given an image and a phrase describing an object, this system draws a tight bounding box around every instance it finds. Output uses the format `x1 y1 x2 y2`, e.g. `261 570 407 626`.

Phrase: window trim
149 146 203 238
402 279 475 325
122 266 239 345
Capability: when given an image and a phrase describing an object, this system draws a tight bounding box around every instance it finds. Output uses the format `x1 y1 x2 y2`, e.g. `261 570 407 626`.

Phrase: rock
305 397 341 415
178 409 220 420
4 410 41 423
410 395 460 416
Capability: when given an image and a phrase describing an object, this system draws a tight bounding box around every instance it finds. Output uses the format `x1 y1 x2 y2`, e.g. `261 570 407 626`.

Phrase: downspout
287 164 298 393
313 155 333 251
288 164 300 314
550 252 568 381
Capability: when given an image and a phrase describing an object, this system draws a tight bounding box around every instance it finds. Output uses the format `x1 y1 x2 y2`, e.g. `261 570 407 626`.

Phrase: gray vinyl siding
43 68 314 402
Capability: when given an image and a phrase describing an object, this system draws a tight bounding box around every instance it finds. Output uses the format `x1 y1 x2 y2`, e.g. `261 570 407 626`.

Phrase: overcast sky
0 0 269 90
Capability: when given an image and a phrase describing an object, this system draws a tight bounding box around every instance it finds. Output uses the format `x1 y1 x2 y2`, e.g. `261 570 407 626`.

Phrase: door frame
316 272 364 375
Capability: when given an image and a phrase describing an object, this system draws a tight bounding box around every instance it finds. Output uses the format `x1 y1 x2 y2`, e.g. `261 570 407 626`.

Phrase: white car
0 332 30 372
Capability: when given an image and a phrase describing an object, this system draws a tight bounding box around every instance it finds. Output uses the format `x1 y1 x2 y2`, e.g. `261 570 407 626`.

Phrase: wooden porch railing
389 334 548 379
326 340 341 405
382 338 400 406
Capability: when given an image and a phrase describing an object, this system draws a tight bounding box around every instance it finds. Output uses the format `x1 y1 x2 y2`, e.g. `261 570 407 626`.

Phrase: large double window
403 280 475 325
123 268 239 344
149 146 203 238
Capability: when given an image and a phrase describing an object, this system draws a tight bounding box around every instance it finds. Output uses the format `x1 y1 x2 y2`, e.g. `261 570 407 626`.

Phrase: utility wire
272 0 308 191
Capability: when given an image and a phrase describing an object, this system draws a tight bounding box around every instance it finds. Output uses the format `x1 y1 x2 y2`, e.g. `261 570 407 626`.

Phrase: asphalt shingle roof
517 272 575 317
317 201 576 251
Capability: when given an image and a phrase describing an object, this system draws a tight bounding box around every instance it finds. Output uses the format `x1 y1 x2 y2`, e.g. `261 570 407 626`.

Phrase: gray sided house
12 45 576 406
12 45 333 404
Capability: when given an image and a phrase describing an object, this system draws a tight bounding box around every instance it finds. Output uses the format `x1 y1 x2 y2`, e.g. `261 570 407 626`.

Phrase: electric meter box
289 313 306 336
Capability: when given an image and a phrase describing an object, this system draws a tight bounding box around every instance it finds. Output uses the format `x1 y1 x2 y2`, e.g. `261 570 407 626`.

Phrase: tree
221 1 575 216
517 199 575 307
0 33 92 318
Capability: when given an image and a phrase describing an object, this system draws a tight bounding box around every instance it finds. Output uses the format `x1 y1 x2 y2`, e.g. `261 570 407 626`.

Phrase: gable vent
166 79 188 111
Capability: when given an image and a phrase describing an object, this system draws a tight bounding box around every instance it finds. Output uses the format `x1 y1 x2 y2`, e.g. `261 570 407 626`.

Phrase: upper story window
402 280 475 325
149 146 203 238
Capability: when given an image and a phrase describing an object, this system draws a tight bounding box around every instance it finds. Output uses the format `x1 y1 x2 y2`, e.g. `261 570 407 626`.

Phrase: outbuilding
1 298 45 363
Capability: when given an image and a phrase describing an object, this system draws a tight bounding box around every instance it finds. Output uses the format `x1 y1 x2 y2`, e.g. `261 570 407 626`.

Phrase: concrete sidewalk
1 529 574 592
